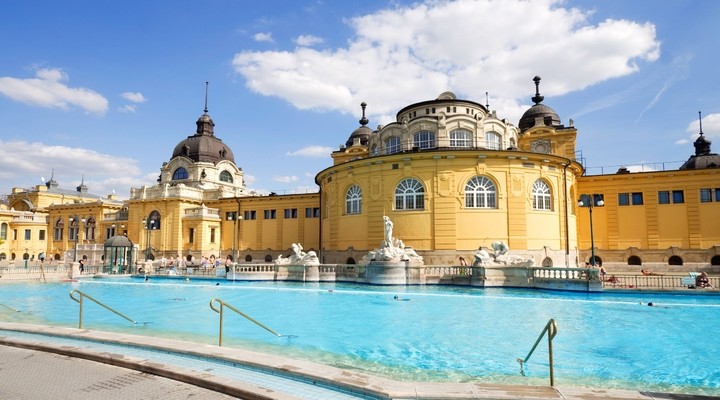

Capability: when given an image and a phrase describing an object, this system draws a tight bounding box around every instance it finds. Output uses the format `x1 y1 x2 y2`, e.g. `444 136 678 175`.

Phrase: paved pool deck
0 323 716 400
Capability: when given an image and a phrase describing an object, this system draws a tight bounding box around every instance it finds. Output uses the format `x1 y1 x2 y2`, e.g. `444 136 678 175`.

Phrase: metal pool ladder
0 303 20 313
517 318 558 386
209 297 290 346
69 289 137 329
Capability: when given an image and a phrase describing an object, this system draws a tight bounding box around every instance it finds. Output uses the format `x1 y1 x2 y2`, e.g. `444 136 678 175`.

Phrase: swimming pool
1 278 718 396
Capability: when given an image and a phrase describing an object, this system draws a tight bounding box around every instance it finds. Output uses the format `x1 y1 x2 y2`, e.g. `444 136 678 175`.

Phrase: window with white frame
345 185 362 214
54 219 63 241
385 136 401 154
449 130 472 148
485 132 501 150
172 167 189 180
532 179 552 210
395 178 425 210
414 131 436 150
465 176 497 208
219 170 233 183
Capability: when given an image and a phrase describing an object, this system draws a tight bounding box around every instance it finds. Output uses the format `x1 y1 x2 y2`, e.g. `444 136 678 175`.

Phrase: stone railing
531 267 599 281
600 274 719 290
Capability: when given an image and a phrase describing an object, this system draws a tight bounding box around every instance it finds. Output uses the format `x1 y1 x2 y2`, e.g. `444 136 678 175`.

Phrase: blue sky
1 0 718 199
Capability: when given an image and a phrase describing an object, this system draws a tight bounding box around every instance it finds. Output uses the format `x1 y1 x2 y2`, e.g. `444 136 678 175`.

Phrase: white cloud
295 34 324 47
0 68 108 114
686 112 720 140
272 175 299 183
286 146 334 157
243 174 257 186
232 0 660 124
675 139 689 145
0 140 145 197
118 104 137 113
254 32 274 43
120 92 146 103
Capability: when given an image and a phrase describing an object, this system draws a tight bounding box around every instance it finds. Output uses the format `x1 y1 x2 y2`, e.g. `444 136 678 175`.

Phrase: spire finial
485 91 489 109
699 111 704 136
204 81 209 113
359 102 368 126
531 76 544 104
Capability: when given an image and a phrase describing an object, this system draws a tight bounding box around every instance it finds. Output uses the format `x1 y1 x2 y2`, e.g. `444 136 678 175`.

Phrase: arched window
85 217 96 241
346 257 356 264
395 178 425 210
414 130 436 150
245 254 253 262
485 132 501 150
542 257 553 267
465 176 497 208
147 210 161 230
345 185 362 215
711 255 720 266
532 180 552 211
449 130 472 148
0 223 7 240
628 256 642 265
219 170 233 183
264 254 273 262
668 255 683 266
385 136 401 154
172 167 189 180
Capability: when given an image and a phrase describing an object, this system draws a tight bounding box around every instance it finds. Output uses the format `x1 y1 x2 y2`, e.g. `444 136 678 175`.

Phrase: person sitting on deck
696 272 713 288
604 275 621 284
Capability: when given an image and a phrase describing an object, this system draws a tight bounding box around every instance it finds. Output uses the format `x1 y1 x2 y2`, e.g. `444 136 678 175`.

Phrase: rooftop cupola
518 76 562 132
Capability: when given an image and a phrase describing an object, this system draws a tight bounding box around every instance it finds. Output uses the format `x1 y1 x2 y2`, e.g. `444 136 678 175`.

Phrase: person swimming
393 295 410 301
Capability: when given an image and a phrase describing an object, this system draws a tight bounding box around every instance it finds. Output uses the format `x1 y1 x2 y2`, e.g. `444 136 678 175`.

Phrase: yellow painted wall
576 169 720 252
318 149 580 255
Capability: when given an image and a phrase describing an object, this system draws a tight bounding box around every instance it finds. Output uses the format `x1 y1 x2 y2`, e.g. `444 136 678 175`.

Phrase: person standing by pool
225 255 232 273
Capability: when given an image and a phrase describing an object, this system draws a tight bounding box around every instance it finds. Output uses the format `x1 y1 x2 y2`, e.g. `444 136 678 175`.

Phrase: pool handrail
69 289 137 329
209 297 282 346
0 303 20 313
518 318 558 386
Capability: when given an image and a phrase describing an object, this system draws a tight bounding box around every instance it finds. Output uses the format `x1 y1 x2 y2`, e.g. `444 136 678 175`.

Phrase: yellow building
2 76 719 272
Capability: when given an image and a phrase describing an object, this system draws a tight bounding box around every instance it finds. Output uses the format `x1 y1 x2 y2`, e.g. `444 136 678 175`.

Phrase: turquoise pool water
1 278 719 395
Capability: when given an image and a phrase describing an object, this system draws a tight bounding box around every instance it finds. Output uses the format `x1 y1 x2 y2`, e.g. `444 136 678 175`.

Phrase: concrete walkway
0 346 237 400
1 323 718 400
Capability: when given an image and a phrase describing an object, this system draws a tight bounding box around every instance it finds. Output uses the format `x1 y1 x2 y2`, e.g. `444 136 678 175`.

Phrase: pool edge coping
1 322 711 400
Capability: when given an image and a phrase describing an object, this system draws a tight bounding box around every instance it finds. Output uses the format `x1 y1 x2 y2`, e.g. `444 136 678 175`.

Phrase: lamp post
142 218 155 261
69 216 86 262
578 194 604 266
227 212 242 262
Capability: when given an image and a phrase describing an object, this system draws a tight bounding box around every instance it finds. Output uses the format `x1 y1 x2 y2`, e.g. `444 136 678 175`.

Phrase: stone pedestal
365 261 408 285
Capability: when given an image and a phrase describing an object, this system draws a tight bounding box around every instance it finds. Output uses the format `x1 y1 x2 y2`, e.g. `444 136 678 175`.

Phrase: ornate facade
1 77 719 272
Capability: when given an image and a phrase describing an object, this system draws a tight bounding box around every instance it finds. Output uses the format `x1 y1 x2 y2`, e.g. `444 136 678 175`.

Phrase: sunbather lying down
604 275 620 283
641 268 662 276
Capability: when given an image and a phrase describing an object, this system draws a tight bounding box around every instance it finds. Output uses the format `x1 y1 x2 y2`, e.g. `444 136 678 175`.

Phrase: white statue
276 243 319 266
360 216 423 265
473 242 534 267
383 215 394 248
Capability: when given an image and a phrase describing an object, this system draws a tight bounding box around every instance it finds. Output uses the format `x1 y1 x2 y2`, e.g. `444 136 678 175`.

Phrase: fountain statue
276 243 319 266
361 216 423 265
473 241 534 267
